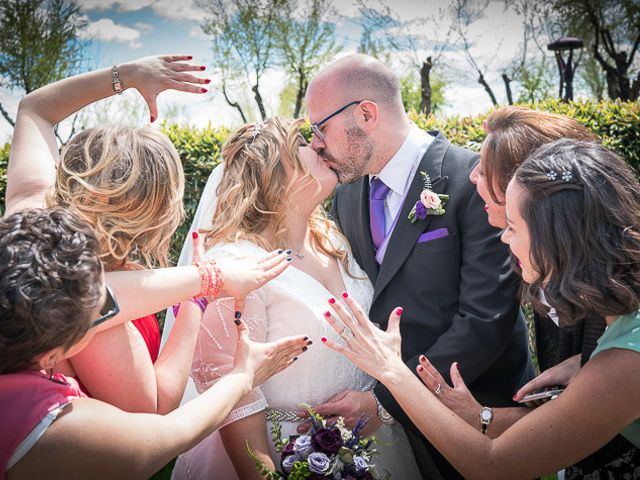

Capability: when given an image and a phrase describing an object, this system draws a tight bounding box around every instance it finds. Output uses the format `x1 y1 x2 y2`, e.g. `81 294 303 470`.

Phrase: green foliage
1 100 638 264
400 72 447 115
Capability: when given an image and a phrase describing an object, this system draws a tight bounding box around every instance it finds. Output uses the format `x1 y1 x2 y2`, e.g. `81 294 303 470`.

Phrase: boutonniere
408 172 449 223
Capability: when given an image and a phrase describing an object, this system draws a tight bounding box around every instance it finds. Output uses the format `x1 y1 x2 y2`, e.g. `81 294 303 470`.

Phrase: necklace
292 246 305 260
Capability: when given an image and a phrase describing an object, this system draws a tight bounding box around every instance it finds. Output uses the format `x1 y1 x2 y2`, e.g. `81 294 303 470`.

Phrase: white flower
420 190 441 209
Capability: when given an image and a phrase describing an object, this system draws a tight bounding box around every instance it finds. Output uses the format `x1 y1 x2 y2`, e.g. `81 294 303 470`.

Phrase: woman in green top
320 139 640 479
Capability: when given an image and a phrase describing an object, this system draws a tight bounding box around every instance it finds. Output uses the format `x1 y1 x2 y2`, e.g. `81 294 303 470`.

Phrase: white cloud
134 22 153 34
79 0 205 21
189 25 209 40
79 18 144 49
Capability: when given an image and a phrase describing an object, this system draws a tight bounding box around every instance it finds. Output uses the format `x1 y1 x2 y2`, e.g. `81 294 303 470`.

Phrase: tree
357 1 451 116
276 0 342 118
399 72 447 115
555 0 640 100
199 0 286 120
0 0 87 128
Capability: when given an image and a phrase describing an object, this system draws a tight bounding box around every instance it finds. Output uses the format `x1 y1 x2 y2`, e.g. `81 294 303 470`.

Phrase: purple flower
281 454 298 474
353 456 369 474
307 452 331 474
312 427 344 454
281 441 295 459
293 435 314 459
415 200 428 220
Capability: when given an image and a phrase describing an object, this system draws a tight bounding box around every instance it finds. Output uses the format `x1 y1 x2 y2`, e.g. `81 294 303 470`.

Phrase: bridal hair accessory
546 169 573 182
408 172 449 223
250 119 265 145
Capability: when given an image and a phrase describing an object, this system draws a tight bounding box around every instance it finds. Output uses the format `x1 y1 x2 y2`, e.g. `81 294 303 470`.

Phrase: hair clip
561 169 573 182
546 170 557 181
250 120 264 145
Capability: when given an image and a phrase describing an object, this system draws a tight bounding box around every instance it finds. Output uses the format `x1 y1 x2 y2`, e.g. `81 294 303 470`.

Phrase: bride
166 118 420 479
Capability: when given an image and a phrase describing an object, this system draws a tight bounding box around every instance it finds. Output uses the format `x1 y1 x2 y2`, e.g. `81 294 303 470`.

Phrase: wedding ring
340 327 354 341
434 383 442 396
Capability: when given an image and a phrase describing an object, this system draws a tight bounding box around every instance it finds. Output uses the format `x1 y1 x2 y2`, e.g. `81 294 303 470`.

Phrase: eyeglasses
92 284 120 327
310 100 363 143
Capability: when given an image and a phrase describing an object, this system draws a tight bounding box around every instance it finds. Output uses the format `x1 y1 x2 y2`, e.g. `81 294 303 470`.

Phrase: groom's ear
358 101 379 132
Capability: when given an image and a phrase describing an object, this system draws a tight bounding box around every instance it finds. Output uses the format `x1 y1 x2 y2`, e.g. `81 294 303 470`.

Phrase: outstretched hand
321 292 406 383
232 318 310 388
416 356 481 427
122 55 210 122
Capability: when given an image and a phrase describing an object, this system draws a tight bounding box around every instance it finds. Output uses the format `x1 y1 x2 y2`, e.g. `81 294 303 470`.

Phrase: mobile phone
518 387 565 403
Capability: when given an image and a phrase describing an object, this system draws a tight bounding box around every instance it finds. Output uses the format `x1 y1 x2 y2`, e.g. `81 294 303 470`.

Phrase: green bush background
1 99 638 265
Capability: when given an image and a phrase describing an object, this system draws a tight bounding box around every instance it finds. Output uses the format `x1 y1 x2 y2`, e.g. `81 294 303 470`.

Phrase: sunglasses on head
92 284 120 328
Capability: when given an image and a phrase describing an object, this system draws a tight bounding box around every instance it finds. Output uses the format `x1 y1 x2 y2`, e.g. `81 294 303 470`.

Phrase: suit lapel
372 132 450 303
349 178 379 281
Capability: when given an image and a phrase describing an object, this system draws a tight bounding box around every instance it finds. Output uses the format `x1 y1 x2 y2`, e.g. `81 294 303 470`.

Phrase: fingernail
321 337 327 343
293 357 298 362
419 355 426 362
395 307 403 316
342 292 348 298
287 257 293 262
150 116 155 123
324 311 331 318
205 79 211 84
201 88 208 93
187 55 193 59
285 249 292 255
303 336 308 341
278 249 284 254
328 298 336 304
234 319 241 326
235 311 241 319
192 231 199 240
513 394 518 400
302 346 308 352
307 340 313 345
200 66 206 71
417 365 424 372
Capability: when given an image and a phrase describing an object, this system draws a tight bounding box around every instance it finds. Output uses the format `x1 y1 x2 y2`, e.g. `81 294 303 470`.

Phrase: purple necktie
369 177 391 250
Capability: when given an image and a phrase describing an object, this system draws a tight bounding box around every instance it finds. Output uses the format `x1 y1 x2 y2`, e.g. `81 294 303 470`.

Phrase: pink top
0 370 86 478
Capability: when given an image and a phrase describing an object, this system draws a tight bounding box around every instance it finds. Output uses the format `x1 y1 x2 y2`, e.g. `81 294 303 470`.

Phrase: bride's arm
221 413 275 479
4 55 207 216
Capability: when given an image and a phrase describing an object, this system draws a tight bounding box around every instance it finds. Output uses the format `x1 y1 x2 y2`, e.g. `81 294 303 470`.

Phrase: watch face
480 409 492 422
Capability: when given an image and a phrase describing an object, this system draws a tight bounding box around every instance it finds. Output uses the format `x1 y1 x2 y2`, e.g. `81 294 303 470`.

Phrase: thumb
387 307 403 335
143 93 158 123
191 231 205 264
234 316 249 340
450 362 468 391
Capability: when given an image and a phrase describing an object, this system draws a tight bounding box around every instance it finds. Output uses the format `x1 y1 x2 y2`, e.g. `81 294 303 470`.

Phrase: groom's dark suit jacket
331 132 534 479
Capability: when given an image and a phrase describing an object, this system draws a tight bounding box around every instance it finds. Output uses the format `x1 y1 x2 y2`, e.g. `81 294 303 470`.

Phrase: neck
369 116 413 175
284 209 310 251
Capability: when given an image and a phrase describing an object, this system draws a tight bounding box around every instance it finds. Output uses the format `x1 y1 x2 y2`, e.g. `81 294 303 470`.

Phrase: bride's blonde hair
50 126 184 270
203 117 353 274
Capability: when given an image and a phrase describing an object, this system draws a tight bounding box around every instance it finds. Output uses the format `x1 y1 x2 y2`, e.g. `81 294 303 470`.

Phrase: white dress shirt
369 123 435 236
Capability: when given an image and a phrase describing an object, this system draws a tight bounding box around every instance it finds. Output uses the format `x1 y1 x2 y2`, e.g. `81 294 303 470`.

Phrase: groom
302 54 534 479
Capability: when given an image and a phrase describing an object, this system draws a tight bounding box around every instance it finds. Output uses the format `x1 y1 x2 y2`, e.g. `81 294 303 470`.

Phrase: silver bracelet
111 65 124 94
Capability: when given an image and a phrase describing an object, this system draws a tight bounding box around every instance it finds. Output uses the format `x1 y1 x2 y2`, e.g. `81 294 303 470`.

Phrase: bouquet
247 405 388 480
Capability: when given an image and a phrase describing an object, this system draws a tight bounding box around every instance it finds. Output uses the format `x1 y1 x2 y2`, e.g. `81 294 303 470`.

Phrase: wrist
378 361 411 388
116 62 135 92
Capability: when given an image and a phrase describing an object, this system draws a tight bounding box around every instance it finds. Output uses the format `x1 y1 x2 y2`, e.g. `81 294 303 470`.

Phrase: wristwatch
372 392 394 425
112 65 124 94
479 406 493 434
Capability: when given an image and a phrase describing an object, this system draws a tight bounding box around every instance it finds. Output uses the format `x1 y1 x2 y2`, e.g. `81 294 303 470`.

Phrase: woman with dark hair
0 207 309 479
320 139 640 479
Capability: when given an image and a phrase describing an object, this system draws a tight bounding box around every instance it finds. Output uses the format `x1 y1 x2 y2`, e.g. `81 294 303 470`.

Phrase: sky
0 0 554 143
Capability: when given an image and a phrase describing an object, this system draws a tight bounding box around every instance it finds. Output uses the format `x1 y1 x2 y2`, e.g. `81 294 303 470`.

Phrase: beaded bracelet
195 259 224 299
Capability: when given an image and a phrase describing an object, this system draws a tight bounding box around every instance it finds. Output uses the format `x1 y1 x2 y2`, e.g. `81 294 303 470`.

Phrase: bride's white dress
172 238 421 480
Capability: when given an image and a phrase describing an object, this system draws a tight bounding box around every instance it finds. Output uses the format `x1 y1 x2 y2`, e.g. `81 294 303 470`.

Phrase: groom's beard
320 127 373 184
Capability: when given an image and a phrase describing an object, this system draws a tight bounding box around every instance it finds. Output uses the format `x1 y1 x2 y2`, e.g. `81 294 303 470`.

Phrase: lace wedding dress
172 238 421 480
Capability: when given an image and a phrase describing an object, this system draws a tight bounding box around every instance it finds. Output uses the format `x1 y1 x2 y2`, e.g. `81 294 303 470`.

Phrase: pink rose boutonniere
408 172 449 223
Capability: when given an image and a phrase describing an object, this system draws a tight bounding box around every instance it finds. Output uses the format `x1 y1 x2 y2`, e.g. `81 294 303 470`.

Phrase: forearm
101 266 201 329
484 407 531 438
221 412 273 480
154 302 202 414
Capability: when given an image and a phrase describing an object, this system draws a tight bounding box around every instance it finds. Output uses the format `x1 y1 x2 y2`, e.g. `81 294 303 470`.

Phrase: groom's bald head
307 54 405 120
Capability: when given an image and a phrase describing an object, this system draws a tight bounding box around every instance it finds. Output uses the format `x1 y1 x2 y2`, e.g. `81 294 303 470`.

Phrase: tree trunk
252 84 267 120
222 83 247 123
420 57 433 116
478 72 498 106
0 103 15 127
631 71 640 101
501 73 513 105
294 67 307 119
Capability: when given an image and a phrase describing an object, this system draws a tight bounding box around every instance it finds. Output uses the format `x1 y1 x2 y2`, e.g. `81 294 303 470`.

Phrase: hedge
1 99 638 264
